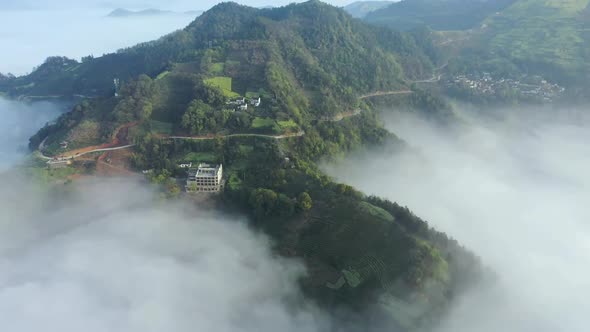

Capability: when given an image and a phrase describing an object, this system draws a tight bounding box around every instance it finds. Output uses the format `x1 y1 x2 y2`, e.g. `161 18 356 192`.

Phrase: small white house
238 104 248 111
250 97 261 107
179 162 193 169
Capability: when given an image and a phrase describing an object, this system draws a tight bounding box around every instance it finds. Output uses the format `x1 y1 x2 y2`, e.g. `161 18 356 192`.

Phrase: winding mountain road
359 90 414 99
165 131 305 141
42 145 136 161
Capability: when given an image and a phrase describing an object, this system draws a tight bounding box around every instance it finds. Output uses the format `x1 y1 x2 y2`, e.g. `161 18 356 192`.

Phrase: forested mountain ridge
470 0 590 84
343 1 394 18
362 0 590 91
4 2 484 330
365 0 517 31
0 1 436 113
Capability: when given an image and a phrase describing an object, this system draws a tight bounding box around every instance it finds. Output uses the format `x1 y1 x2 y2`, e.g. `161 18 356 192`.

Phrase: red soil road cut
57 122 138 159
96 149 137 177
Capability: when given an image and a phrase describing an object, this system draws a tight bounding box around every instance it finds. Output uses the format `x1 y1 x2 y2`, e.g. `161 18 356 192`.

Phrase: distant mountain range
107 8 203 18
343 1 394 18
360 0 590 87
365 0 517 30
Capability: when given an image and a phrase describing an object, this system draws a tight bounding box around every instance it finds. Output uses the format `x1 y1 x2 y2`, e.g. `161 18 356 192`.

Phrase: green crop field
183 151 216 162
204 76 240 98
210 62 225 75
251 117 276 129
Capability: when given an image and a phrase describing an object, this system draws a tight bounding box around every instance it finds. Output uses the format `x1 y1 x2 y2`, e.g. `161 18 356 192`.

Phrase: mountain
428 0 590 88
343 1 395 18
361 0 590 97
365 0 517 30
1 2 483 328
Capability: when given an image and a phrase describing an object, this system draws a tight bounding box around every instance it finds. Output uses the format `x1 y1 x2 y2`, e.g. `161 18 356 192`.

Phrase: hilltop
2 2 483 329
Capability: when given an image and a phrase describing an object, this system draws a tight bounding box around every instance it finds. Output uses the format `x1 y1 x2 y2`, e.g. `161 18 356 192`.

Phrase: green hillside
3 1 484 328
365 0 517 31
343 1 394 18
475 0 590 83
361 0 590 86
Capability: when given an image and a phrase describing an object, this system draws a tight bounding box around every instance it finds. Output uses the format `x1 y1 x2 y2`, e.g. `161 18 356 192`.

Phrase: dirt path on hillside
55 122 138 159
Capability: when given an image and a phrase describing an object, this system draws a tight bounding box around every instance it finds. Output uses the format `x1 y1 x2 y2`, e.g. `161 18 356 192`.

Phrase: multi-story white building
186 163 223 192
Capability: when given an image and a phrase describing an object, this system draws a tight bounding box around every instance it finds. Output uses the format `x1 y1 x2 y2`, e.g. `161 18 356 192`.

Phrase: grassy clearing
28 166 77 184
251 117 276 129
183 151 216 162
204 76 240 98
210 62 225 75
277 119 299 132
150 120 174 135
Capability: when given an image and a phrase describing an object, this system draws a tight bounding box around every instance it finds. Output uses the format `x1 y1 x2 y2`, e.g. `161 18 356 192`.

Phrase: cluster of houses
227 97 261 111
446 73 565 102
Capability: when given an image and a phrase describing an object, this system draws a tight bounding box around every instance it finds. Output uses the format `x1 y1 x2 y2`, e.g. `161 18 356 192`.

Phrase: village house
178 162 193 169
186 163 223 193
47 159 71 169
228 97 261 111
250 97 261 107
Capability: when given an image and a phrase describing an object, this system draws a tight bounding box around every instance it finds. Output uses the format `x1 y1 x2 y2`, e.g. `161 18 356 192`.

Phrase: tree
277 194 295 217
297 192 313 212
249 188 278 217
181 100 212 135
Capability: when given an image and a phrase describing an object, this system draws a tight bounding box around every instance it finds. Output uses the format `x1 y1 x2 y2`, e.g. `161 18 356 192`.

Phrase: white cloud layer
0 178 330 332
0 97 64 171
323 106 590 332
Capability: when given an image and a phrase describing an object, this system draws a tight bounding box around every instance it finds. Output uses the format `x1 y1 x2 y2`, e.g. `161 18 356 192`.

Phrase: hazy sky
0 0 357 11
0 0 371 75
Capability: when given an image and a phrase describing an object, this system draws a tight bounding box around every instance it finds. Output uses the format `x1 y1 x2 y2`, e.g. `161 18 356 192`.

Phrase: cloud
323 106 590 331
0 97 64 171
0 177 330 332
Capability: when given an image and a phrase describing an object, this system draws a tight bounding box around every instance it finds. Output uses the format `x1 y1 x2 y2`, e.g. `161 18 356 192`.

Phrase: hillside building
250 97 261 107
47 159 71 169
186 163 223 193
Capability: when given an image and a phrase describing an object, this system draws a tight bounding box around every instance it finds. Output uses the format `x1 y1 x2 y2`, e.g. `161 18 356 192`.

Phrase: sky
323 105 590 331
0 0 357 11
0 0 365 75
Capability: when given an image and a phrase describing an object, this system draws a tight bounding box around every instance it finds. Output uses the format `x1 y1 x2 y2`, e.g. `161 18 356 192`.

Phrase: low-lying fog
0 178 328 332
0 98 64 171
0 9 195 75
324 107 590 331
